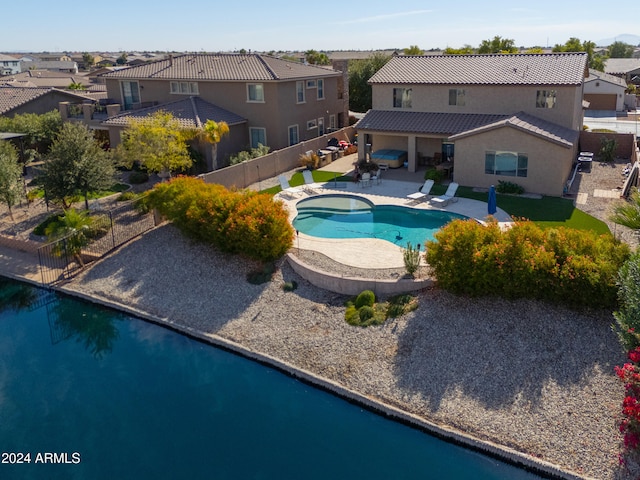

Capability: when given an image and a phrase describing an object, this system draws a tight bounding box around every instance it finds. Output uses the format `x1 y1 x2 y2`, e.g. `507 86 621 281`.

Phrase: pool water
293 195 467 249
0 279 542 480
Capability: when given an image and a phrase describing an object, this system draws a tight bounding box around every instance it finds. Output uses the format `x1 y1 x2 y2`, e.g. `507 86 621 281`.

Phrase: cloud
334 10 432 26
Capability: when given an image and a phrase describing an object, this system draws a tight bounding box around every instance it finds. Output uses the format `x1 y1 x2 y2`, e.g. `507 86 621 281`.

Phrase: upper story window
121 80 140 110
170 81 199 95
449 89 465 106
306 80 316 88
485 151 528 177
393 88 412 108
296 81 305 103
247 83 265 102
536 90 556 108
306 119 317 130
317 79 324 100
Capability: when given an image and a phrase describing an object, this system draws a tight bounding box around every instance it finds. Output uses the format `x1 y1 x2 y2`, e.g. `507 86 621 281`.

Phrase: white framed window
247 83 265 102
306 80 316 88
449 89 465 106
170 81 199 95
306 119 317 130
288 125 299 145
485 151 528 177
536 90 556 108
318 117 325 135
393 87 412 108
250 127 267 149
317 79 324 99
296 81 305 103
329 114 336 130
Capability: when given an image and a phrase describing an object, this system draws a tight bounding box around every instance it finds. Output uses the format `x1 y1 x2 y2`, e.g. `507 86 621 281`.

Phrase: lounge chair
360 172 371 187
429 182 459 207
406 179 434 203
302 170 320 194
278 175 303 198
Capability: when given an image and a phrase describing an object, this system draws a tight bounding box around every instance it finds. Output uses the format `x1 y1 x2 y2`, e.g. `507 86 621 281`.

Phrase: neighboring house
604 58 640 84
20 60 79 74
0 70 91 90
0 86 96 117
357 53 588 197
0 54 21 76
98 53 349 167
583 69 628 111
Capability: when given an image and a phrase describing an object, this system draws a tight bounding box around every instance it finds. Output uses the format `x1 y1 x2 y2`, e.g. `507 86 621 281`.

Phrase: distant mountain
596 34 640 47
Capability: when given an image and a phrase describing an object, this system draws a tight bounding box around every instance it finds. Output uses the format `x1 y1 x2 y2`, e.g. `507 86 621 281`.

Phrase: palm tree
199 119 229 171
611 188 640 233
45 209 95 268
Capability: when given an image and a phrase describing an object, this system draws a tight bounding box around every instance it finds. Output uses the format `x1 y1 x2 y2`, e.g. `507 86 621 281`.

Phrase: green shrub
426 219 630 309
613 252 640 351
117 191 139 202
247 262 275 285
496 180 524 195
345 305 360 325
129 171 149 184
355 290 375 309
387 294 419 318
424 168 444 183
145 177 294 262
33 213 63 236
282 280 298 292
358 305 375 322
403 242 421 277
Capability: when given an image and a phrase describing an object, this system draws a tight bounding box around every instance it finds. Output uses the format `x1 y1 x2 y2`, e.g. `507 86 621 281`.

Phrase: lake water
0 278 542 479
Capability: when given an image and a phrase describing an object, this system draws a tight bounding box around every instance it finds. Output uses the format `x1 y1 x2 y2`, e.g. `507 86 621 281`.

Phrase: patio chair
278 175 303 198
406 179 434 203
302 170 320 194
429 182 459 207
371 169 382 185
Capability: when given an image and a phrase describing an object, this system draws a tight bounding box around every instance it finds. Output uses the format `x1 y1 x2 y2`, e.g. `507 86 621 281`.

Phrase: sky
6 0 640 53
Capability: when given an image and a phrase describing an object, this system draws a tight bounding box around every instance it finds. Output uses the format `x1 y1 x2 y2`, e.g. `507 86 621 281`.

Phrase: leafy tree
115 111 193 177
0 110 63 159
599 136 617 163
41 123 115 209
552 37 606 71
403 45 423 55
348 52 392 112
68 81 86 90
611 188 640 231
116 53 128 65
0 141 24 221
229 143 270 165
524 47 545 54
609 41 635 58
82 52 95 69
45 209 96 267
304 49 330 65
443 45 475 55
477 36 518 54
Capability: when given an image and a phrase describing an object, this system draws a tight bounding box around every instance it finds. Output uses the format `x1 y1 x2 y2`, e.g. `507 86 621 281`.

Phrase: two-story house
98 53 349 169
356 53 588 196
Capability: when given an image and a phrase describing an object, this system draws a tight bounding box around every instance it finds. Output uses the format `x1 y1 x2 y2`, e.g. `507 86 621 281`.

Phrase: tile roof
368 53 588 86
604 58 640 75
585 68 627 88
102 53 340 82
449 111 579 148
0 87 92 115
102 96 246 128
355 110 508 135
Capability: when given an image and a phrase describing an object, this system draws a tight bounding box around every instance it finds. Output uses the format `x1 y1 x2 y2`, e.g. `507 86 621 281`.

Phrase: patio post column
407 135 417 173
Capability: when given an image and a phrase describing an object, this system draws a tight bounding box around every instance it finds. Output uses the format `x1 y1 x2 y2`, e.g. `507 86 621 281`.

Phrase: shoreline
37 223 627 480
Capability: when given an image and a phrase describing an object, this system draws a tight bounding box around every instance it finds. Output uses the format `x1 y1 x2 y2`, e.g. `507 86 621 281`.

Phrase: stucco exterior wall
453 127 576 197
371 84 583 130
583 80 625 111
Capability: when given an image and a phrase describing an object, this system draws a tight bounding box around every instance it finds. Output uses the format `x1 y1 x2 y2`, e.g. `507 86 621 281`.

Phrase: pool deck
279 155 511 269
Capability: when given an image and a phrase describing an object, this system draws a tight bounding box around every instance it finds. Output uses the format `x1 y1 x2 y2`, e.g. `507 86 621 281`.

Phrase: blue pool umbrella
488 185 497 215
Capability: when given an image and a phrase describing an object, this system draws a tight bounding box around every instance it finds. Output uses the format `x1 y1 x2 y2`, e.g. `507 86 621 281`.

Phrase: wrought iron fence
38 198 156 286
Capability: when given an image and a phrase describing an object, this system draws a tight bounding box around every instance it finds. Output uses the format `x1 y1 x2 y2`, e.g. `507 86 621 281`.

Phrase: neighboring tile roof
355 110 508 135
449 111 579 148
102 53 340 81
585 68 627 88
102 96 246 128
1 71 91 89
604 58 640 75
368 53 588 85
0 87 93 115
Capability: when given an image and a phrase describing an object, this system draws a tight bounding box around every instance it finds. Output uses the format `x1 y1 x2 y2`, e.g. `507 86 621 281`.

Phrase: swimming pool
293 194 467 249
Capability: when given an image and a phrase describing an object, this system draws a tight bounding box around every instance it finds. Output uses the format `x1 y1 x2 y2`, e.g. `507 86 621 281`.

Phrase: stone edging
50 285 590 480
286 253 433 296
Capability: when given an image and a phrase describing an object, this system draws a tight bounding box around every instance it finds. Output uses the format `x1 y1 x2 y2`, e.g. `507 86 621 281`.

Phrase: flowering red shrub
616 348 640 452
